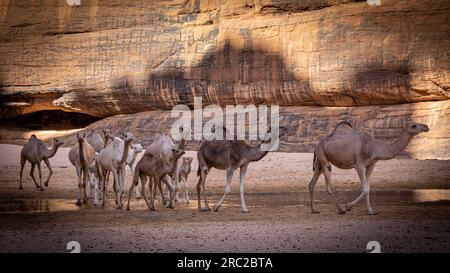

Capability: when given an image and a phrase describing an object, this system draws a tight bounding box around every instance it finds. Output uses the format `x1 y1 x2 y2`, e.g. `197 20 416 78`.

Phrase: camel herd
18 119 429 215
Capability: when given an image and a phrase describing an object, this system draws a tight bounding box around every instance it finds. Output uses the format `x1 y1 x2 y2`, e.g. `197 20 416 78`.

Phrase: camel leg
75 166 83 205
308 168 322 214
161 176 175 209
364 164 376 215
143 175 156 211
197 169 211 212
323 167 345 214
118 168 125 208
91 174 99 206
43 159 53 187
126 179 135 211
156 177 165 206
111 169 121 209
346 166 371 213
37 162 44 191
100 170 107 207
82 167 88 203
213 168 233 212
29 164 39 188
239 164 250 213
184 175 190 204
19 157 25 190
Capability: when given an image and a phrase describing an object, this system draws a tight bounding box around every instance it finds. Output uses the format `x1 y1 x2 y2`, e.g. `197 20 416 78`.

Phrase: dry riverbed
0 144 450 252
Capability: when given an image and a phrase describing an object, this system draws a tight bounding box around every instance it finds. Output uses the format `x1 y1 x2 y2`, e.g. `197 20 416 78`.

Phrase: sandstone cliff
0 0 449 159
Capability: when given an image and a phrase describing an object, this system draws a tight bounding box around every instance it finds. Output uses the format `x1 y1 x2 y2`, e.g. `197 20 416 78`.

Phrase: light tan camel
309 120 429 215
97 132 134 209
68 132 96 205
19 135 64 190
126 139 186 211
177 156 193 204
196 127 288 213
125 143 144 198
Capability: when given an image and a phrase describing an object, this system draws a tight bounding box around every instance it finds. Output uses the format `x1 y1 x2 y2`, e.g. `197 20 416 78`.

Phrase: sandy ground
0 144 450 252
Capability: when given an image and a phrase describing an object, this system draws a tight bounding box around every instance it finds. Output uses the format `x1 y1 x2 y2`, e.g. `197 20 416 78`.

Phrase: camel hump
329 121 353 136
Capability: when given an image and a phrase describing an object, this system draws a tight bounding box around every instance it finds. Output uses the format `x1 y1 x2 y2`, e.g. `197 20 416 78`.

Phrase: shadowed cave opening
1 110 101 130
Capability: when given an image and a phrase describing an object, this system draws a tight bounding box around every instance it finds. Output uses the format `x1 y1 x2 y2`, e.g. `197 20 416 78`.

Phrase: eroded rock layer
2 100 448 159
0 0 449 118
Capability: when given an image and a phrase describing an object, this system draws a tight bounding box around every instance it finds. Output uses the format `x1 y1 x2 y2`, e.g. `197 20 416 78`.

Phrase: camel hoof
368 211 378 215
241 209 250 213
136 196 142 200
338 210 346 215
38 187 45 192
44 182 49 187
76 200 82 206
345 203 352 211
150 208 156 212
213 206 219 212
19 186 23 190
186 200 190 204
311 210 320 214
199 207 211 212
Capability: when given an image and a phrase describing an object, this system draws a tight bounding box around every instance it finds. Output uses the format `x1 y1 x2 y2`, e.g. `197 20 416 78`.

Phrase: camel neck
247 145 269 162
120 141 130 164
375 129 413 160
44 144 59 158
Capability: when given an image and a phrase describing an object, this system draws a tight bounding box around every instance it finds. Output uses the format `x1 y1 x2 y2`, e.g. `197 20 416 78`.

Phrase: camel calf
178 156 193 204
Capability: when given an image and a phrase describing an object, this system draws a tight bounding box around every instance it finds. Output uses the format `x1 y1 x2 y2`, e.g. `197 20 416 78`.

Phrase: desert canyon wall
0 0 449 159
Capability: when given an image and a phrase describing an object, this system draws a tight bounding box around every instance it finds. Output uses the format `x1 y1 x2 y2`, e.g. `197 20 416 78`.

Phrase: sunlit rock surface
0 0 448 159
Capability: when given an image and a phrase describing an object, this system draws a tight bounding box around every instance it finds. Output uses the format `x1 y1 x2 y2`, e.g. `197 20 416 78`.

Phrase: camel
177 156 193 204
309 120 429 215
125 143 144 198
126 138 186 211
19 135 64 190
68 132 96 205
196 126 288 213
97 132 134 209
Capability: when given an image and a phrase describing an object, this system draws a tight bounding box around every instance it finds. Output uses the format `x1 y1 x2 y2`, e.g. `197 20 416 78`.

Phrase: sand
0 144 450 252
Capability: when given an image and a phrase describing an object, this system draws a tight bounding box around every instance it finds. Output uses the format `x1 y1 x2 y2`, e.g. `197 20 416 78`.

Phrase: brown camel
196 127 288 213
126 138 186 211
19 135 64 190
68 132 96 205
309 120 429 215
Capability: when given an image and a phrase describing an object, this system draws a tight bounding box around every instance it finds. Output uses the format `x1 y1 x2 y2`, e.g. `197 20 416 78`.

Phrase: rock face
0 0 449 159
0 0 449 118
2 100 448 159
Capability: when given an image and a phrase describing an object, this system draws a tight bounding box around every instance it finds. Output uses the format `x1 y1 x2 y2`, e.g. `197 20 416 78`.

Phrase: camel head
131 143 143 153
76 132 87 143
121 132 134 143
172 138 186 160
183 156 193 166
403 120 429 135
102 128 112 139
53 138 64 146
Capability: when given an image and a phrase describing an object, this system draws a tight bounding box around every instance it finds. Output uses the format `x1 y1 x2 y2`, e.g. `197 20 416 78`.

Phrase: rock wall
0 0 449 159
0 0 449 118
2 100 448 159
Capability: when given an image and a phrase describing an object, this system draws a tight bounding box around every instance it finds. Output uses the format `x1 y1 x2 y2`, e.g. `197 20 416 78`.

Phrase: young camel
309 120 429 215
19 135 64 190
97 132 134 209
126 143 144 198
178 156 193 204
126 139 186 211
197 127 288 213
68 132 96 205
